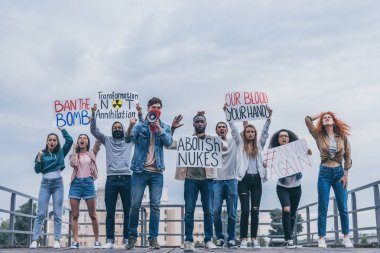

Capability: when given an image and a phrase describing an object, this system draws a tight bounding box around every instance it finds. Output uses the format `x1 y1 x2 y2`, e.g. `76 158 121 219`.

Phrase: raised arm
92 140 101 156
34 151 43 173
69 144 79 169
136 102 144 122
125 118 138 143
305 113 320 140
259 107 273 149
259 118 271 149
90 104 106 145
60 128 74 157
224 103 241 145
156 122 173 147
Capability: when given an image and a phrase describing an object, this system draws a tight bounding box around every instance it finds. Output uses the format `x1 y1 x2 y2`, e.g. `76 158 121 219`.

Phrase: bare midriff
322 160 340 168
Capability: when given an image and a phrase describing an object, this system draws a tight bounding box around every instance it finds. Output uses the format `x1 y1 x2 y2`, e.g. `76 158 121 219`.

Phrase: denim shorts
68 177 96 200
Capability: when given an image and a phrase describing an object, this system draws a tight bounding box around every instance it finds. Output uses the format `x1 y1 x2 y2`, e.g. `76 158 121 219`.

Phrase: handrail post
144 208 147 246
68 210 72 246
293 211 298 244
374 184 380 246
8 193 16 246
351 192 358 245
27 198 33 246
140 207 144 246
42 210 48 246
333 199 339 244
181 206 184 245
306 207 311 244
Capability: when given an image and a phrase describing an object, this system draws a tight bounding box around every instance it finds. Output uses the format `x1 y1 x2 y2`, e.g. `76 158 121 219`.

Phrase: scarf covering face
112 129 124 139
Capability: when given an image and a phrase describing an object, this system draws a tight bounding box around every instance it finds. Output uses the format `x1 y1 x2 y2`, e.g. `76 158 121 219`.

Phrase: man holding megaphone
125 97 173 250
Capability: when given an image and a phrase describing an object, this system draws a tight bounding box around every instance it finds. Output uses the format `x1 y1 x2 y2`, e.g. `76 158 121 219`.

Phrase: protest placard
95 91 138 120
176 136 222 169
53 98 91 127
262 139 314 181
225 91 270 122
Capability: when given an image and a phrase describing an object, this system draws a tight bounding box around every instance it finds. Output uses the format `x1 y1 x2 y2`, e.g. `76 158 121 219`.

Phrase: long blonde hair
241 124 258 157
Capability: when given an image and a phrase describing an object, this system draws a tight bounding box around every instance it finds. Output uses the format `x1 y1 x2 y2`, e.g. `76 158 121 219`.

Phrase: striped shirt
76 153 92 178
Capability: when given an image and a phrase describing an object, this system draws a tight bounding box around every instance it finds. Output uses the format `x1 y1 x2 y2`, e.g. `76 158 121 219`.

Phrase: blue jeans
318 165 349 236
184 179 214 243
213 179 238 241
105 175 131 242
129 170 163 239
32 177 64 241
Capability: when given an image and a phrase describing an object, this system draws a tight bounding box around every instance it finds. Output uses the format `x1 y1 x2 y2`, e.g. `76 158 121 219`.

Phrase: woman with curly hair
268 129 309 248
305 112 353 248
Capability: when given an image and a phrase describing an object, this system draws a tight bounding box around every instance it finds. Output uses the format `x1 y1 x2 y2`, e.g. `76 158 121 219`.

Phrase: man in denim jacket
125 97 173 250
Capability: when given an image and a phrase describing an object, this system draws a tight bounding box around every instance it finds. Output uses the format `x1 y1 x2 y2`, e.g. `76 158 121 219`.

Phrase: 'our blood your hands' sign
53 98 91 127
95 91 138 120
225 91 270 122
262 139 314 181
176 136 222 169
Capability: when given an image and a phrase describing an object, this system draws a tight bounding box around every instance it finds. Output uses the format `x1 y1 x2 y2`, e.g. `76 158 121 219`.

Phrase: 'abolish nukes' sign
176 136 222 169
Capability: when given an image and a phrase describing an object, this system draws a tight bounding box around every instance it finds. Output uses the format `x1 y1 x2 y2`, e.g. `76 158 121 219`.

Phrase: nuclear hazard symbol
112 100 122 109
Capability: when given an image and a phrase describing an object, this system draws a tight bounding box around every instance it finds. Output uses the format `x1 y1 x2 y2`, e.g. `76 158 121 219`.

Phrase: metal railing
0 186 71 247
1 180 380 247
296 180 380 246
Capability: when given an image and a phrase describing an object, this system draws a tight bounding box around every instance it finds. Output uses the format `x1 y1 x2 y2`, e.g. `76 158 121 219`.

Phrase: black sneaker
70 241 80 249
215 238 225 248
125 236 136 250
148 237 160 249
227 240 238 249
283 240 297 249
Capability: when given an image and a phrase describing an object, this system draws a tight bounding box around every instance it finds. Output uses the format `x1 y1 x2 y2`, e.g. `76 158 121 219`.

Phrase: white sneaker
183 241 195 253
53 240 61 249
252 239 261 248
343 237 353 248
318 238 327 248
205 240 217 249
240 240 248 248
102 242 114 249
29 240 38 249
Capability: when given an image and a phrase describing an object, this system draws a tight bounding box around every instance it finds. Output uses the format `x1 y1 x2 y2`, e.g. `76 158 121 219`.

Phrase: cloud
0 0 379 212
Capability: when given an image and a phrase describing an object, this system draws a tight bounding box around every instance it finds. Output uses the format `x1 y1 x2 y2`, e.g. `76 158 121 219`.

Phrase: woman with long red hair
305 111 353 248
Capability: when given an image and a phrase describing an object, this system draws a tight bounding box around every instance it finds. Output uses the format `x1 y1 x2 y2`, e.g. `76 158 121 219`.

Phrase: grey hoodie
90 116 134 176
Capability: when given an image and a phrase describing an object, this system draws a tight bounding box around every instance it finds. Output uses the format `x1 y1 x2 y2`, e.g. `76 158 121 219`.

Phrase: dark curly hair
268 129 299 148
269 129 302 183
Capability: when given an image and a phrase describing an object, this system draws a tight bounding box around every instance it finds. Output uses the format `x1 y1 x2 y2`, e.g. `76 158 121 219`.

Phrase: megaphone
147 110 159 123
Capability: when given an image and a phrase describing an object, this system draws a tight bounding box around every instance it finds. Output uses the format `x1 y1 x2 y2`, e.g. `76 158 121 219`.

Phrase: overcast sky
0 1 379 229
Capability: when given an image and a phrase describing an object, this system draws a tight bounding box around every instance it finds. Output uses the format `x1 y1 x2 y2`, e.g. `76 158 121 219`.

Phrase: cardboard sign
225 91 270 122
53 98 91 127
95 91 138 120
177 136 222 169
263 139 313 181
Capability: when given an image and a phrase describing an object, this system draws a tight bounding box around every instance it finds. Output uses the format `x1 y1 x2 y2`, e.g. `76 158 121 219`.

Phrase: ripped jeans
238 173 262 239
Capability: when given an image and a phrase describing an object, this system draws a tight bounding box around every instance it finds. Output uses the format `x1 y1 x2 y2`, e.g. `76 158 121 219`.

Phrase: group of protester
29 96 353 251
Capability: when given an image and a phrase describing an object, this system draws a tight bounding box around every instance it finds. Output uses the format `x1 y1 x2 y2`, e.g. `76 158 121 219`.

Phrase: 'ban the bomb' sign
95 91 138 120
53 98 91 127
225 91 270 122
263 139 314 181
176 136 222 169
